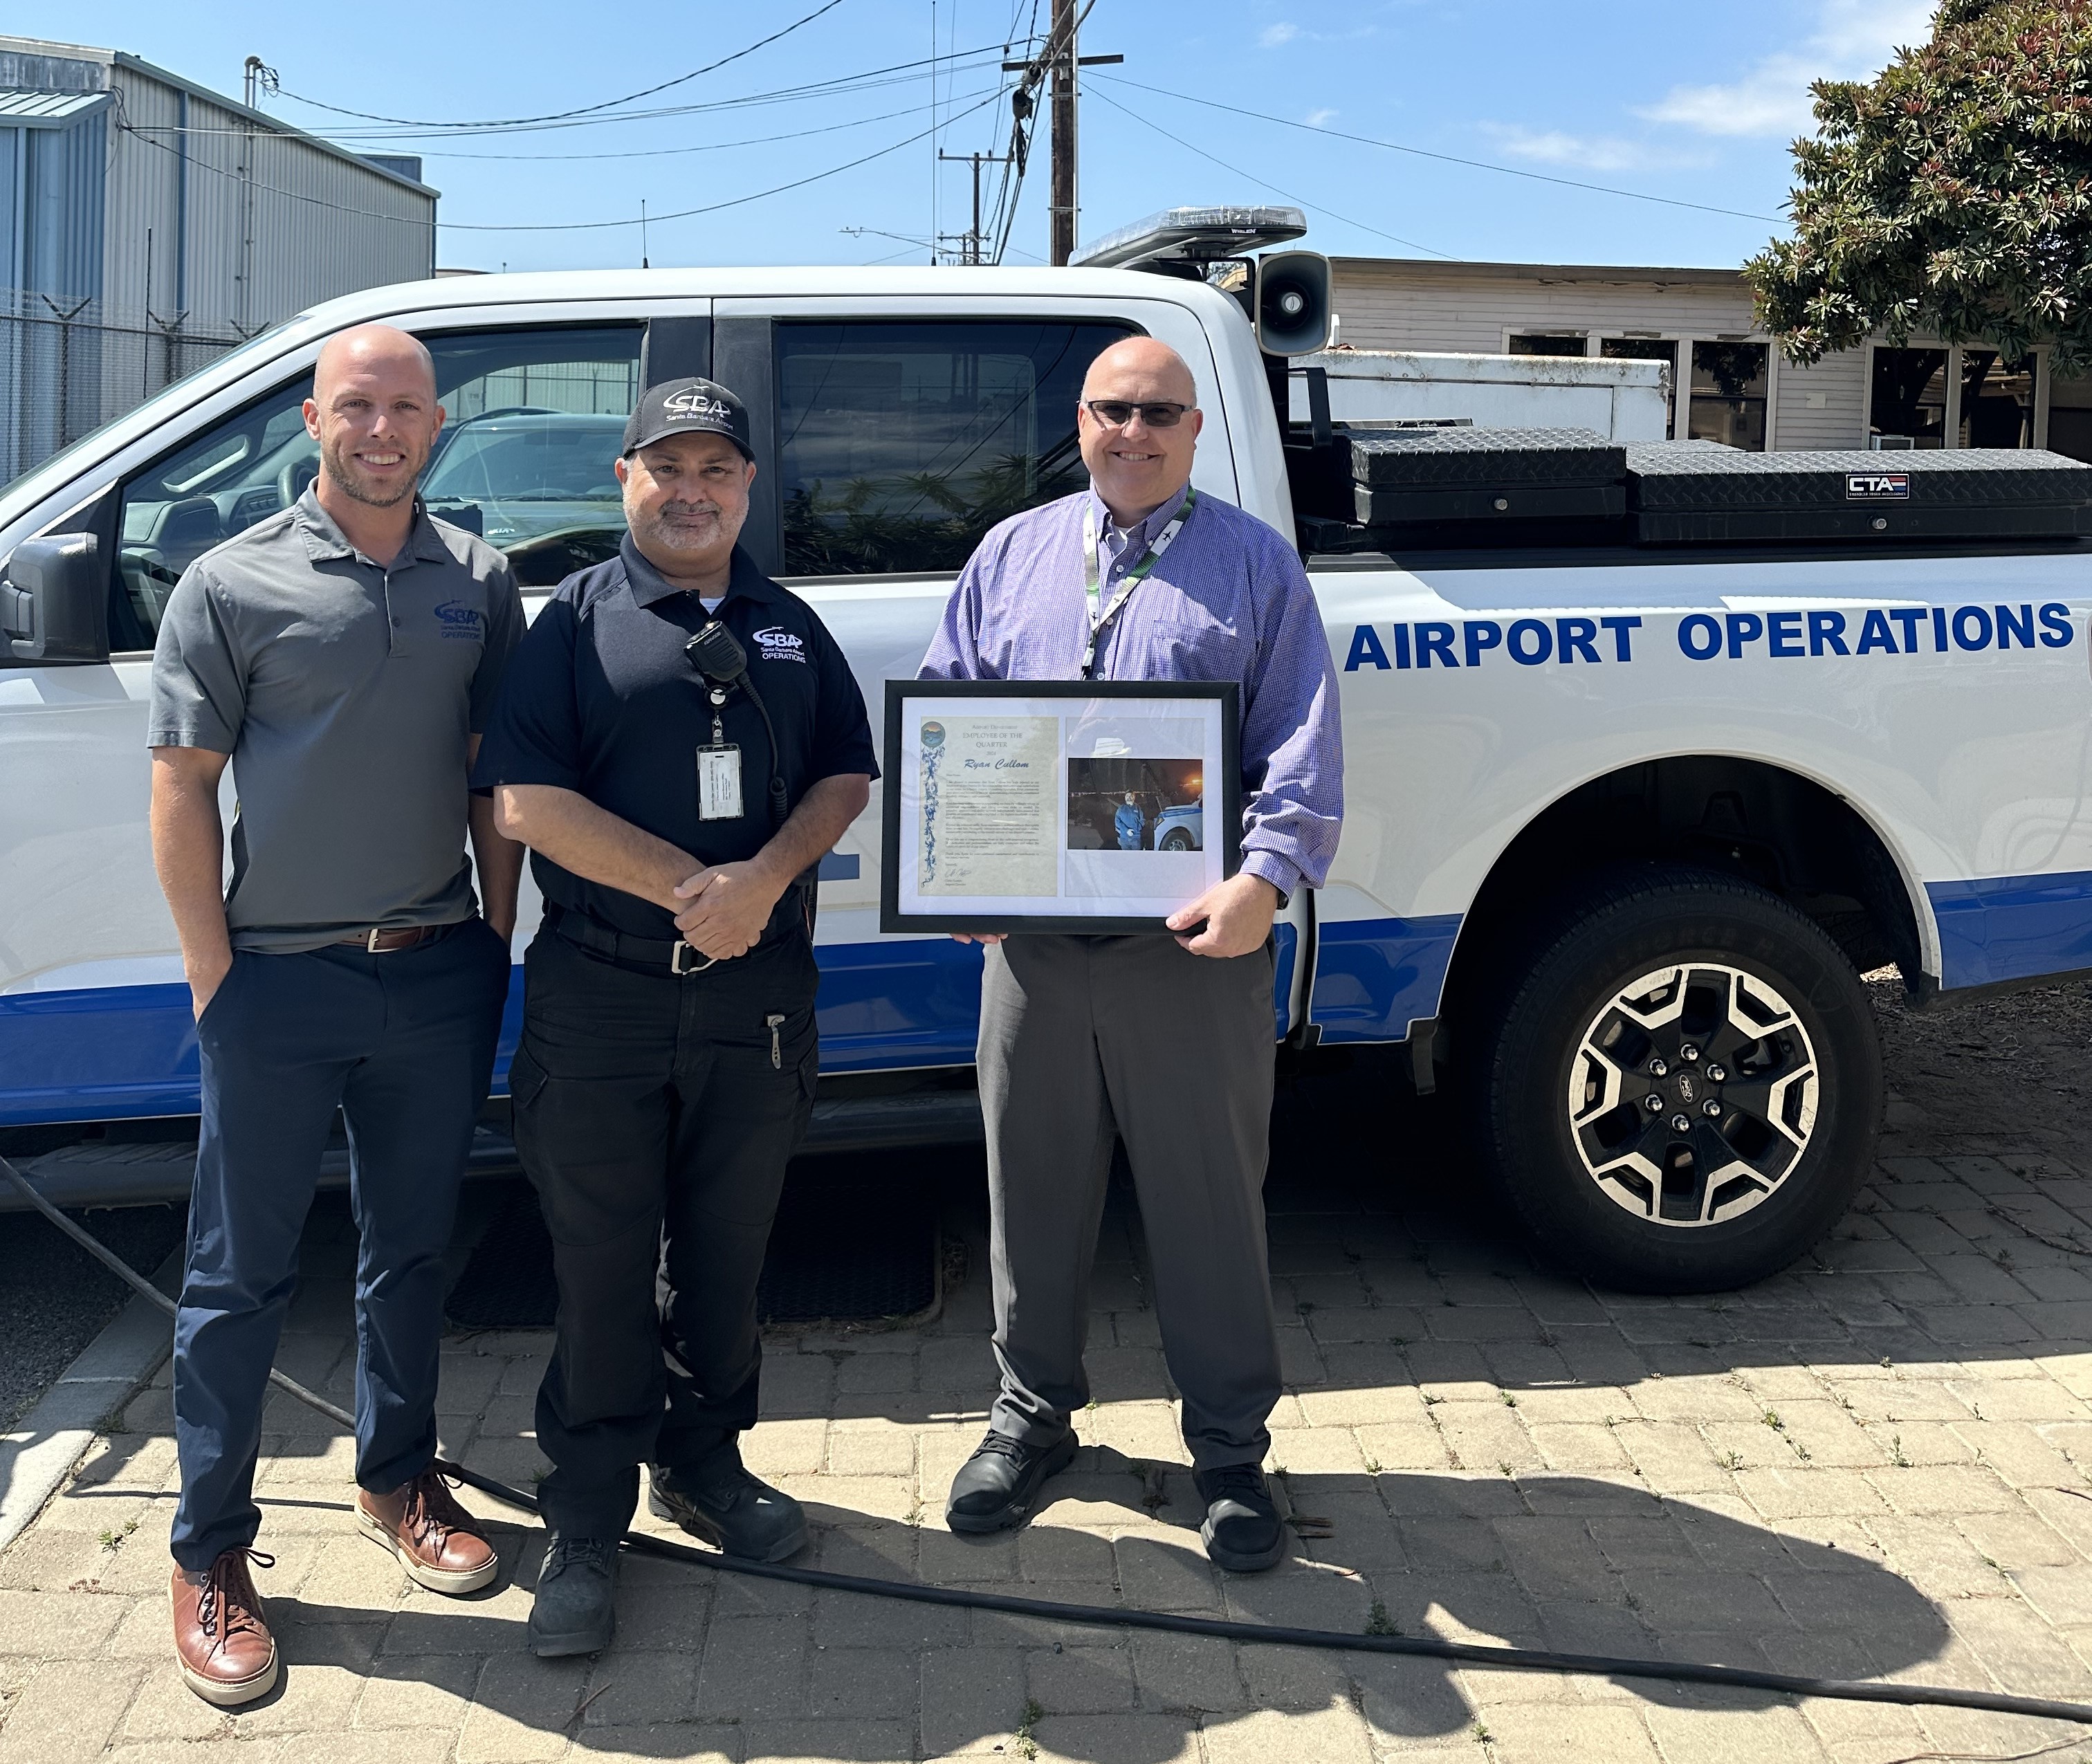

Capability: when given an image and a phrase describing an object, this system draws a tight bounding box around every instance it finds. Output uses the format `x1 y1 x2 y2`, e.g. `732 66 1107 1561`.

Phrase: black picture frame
881 679 1242 935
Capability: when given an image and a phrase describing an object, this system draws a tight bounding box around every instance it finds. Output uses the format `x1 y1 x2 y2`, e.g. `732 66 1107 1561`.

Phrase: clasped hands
672 858 786 960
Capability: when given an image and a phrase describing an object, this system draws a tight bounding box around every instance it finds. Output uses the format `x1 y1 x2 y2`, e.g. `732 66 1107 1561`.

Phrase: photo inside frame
1067 755 1206 852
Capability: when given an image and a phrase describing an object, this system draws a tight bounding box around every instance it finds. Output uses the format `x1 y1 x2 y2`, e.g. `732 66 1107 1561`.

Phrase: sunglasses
1082 399 1192 429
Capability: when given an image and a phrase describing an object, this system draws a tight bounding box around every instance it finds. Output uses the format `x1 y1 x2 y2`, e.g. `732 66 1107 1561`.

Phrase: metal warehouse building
0 34 437 481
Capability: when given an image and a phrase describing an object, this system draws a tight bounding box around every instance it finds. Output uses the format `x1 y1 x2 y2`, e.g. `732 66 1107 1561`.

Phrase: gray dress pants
978 932 1281 1471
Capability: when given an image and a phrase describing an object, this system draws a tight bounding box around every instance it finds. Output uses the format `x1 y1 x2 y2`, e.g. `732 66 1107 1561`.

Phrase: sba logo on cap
663 387 731 421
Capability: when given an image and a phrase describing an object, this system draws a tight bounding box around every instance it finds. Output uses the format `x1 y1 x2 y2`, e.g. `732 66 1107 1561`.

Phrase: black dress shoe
945 1430 1078 1532
1195 1464 1285 1573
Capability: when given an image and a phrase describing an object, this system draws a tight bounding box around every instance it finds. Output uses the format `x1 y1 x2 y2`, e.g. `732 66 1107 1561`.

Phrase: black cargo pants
506 924 820 1538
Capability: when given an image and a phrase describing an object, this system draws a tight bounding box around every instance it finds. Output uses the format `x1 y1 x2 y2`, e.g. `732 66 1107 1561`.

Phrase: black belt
544 901 798 977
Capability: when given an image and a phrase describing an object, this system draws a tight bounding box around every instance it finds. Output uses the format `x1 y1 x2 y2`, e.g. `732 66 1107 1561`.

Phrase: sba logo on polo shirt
753 625 806 663
434 600 485 641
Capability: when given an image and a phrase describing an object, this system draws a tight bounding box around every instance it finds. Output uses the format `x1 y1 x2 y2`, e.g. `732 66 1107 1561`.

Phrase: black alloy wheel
1461 865 1882 1292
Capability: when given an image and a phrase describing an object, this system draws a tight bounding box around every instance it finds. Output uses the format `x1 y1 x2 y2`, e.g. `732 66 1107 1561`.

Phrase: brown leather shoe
357 1466 498 1595
171 1548 278 1707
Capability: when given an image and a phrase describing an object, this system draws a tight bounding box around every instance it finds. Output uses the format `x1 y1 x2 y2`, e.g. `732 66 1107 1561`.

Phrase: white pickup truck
6 208 2089 1293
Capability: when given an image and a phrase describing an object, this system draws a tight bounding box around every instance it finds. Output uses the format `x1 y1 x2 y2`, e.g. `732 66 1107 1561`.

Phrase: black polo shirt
470 535 877 942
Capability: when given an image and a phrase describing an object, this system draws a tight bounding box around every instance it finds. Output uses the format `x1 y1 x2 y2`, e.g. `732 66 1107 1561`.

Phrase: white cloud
1482 124 1664 173
1304 107 1339 128
1639 0 1934 138
1258 21 1299 47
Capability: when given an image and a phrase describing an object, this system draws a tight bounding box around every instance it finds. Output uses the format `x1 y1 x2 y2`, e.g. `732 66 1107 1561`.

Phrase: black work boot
648 1449 808 1563
945 1430 1077 1532
1195 1464 1285 1574
529 1533 618 1657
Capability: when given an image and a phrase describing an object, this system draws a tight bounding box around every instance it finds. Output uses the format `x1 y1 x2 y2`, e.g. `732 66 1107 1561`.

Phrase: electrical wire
1087 88 1453 261
115 89 1003 235
271 0 849 131
7 1146 2092 1730
133 49 1023 145
1090 73 1786 226
123 89 999 166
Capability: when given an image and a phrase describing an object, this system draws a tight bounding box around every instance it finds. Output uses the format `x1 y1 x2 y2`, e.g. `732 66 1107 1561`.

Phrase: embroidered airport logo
753 625 807 663
433 599 484 641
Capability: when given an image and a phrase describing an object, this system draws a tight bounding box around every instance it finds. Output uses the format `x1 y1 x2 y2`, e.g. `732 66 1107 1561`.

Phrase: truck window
775 320 1133 577
112 324 641 646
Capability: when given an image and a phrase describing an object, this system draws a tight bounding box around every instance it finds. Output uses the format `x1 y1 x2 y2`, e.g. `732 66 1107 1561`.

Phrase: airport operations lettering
1342 603 2077 672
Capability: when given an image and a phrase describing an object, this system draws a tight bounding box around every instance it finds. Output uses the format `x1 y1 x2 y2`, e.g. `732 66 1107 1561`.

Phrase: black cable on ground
6 1150 2090 1728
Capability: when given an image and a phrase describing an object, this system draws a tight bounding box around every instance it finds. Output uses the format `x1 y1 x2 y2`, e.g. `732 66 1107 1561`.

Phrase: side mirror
1255 250 1337 357
3 534 108 663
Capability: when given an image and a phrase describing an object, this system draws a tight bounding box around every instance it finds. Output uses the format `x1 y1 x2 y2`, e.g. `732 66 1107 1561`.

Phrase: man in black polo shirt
472 378 875 1658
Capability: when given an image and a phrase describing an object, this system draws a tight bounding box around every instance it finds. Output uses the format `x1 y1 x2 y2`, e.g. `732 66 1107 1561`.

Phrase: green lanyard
1079 486 1197 679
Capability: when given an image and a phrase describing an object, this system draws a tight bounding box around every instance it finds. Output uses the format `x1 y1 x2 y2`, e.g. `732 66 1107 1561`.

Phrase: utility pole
1005 5 1121 266
237 57 276 336
939 150 1011 264
1048 0 1078 266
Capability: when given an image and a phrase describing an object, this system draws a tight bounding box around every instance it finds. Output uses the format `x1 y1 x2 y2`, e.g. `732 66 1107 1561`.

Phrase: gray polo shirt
147 486 524 953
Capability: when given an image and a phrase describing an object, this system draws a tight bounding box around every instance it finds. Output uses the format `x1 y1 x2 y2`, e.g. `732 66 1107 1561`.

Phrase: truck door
714 295 1256 1071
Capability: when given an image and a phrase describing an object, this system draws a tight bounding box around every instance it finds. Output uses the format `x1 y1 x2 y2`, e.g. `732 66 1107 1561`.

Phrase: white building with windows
1330 256 2082 460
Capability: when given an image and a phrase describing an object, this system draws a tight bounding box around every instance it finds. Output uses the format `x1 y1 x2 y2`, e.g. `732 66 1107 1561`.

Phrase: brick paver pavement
8 1058 2092 1762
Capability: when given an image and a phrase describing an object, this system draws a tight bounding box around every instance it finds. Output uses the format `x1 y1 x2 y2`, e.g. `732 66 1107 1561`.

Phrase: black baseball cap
621 376 753 460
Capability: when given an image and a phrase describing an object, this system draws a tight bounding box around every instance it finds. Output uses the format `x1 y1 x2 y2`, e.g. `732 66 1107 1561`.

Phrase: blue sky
15 0 1935 273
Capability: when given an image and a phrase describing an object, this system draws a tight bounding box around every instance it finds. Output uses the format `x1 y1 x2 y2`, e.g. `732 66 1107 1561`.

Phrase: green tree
1746 0 2092 371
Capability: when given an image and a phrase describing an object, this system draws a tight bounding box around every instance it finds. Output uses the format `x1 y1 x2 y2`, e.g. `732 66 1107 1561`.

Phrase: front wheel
1159 829 1195 852
1464 867 1882 1292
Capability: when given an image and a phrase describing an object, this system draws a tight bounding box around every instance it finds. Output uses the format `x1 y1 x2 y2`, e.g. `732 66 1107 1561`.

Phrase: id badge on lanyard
697 686 743 820
1079 486 1196 679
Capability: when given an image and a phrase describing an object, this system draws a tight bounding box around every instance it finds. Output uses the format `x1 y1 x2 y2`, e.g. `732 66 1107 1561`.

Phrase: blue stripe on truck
1309 914 1464 1043
0 925 1303 1127
11 881 2089 1123
1927 870 2092 989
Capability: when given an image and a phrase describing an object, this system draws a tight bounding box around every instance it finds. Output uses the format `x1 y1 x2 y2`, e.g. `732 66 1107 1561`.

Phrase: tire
1462 865 1882 1293
1159 829 1194 851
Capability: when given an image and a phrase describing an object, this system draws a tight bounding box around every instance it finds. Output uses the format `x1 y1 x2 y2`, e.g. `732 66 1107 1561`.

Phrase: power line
1088 88 1453 260
116 89 1003 234
1092 74 1786 226
273 0 848 130
147 48 1024 144
122 88 999 164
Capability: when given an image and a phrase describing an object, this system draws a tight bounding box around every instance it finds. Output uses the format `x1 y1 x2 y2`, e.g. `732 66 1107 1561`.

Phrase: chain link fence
1 289 255 487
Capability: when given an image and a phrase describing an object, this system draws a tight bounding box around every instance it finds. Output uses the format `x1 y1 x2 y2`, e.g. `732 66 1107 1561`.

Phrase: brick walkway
8 1062 2092 1763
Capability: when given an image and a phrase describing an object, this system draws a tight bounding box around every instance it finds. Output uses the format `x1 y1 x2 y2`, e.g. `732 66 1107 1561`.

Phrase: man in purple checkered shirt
920 336 1343 1573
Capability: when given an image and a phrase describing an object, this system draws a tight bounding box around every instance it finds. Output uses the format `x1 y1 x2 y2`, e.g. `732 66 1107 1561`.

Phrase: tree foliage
1746 0 2092 371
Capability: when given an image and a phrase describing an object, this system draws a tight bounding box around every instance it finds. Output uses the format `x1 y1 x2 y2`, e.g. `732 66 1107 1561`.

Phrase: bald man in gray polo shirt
148 324 522 1706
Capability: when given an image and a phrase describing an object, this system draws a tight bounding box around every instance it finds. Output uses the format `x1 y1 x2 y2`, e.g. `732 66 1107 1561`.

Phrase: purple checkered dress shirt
919 486 1343 899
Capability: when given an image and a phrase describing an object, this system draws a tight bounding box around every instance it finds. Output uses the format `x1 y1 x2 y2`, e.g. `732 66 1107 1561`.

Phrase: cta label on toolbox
1343 603 2077 671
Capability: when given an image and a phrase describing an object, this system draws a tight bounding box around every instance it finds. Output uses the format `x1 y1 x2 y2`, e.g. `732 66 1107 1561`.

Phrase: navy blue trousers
169 920 509 1571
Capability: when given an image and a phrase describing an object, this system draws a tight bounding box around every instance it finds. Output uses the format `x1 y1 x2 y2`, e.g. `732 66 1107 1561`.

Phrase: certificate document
883 681 1242 934
919 715 1058 896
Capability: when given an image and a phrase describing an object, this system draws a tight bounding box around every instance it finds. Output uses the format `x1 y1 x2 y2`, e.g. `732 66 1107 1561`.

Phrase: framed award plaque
880 679 1242 935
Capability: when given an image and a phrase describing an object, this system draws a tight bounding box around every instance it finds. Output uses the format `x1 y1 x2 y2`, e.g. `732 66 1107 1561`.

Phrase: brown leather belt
334 924 450 953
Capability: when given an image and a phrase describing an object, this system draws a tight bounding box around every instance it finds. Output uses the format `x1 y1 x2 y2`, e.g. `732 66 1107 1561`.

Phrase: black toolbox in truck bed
1625 445 2092 542
1348 426 1626 526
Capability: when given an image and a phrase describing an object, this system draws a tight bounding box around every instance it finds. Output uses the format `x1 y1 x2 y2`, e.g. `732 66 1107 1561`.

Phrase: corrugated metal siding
107 67 435 334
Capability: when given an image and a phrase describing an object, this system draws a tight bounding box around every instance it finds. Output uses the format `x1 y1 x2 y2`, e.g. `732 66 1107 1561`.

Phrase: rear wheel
1462 867 1882 1292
